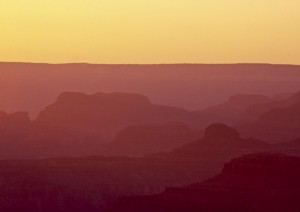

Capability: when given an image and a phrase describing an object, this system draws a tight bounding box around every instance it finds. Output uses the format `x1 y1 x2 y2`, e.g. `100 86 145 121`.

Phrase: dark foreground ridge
110 153 300 212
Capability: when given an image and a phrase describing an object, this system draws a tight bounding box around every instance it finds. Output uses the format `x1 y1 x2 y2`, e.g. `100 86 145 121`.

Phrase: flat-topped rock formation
35 92 202 142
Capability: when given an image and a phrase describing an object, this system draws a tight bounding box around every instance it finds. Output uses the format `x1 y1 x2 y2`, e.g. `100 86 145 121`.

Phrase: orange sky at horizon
0 0 300 64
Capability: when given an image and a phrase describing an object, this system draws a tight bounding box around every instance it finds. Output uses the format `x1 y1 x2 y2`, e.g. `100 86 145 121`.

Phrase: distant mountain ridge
1 90 300 159
35 91 203 142
196 94 274 125
239 90 300 142
1 62 300 116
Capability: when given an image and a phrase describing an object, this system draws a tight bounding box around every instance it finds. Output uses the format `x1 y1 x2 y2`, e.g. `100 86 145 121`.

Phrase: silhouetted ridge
110 153 300 211
1 62 300 116
35 91 202 143
239 90 300 143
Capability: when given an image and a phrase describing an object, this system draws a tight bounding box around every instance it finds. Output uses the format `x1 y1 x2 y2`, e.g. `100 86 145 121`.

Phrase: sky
0 0 299 64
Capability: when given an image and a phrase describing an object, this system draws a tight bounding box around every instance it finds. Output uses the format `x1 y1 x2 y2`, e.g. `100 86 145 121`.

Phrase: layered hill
159 123 270 161
196 94 273 125
0 92 205 159
111 153 300 211
239 91 300 143
35 92 203 142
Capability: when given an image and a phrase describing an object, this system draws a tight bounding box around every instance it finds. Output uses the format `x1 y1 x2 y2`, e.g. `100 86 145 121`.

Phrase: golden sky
0 0 299 64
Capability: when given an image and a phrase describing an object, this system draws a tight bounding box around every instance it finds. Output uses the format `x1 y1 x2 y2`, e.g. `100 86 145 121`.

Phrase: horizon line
0 61 300 66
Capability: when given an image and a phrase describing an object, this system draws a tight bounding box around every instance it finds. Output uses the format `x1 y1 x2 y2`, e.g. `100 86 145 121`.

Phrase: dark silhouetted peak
204 123 240 139
222 153 300 177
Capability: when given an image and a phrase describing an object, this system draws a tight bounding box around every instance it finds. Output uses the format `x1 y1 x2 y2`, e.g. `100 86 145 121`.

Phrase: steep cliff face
111 153 300 212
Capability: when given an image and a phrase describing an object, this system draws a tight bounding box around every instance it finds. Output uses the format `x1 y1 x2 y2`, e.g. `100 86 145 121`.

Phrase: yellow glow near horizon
0 0 299 64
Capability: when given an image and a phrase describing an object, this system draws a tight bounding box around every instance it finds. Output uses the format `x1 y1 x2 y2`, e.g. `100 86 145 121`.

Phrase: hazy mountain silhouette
111 153 300 211
245 90 300 118
35 92 202 142
157 123 270 162
1 90 300 159
1 63 300 116
0 91 205 159
1 62 300 211
196 94 273 125
239 90 300 143
108 123 203 157
0 111 108 159
0 120 299 211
